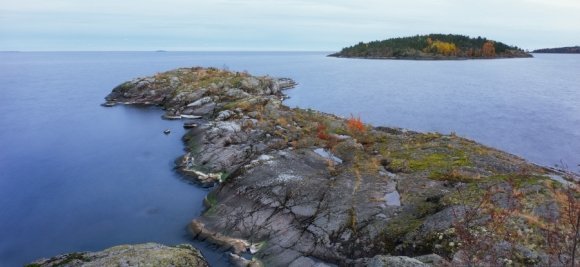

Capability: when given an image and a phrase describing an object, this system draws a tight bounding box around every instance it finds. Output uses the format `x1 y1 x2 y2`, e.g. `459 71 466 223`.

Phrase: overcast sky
1 0 579 51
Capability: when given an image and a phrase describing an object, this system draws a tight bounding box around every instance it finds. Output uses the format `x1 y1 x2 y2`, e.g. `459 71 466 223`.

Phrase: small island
329 34 532 59
533 46 580 54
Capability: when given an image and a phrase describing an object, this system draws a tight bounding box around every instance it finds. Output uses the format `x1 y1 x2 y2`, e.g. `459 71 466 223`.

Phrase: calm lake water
0 52 579 266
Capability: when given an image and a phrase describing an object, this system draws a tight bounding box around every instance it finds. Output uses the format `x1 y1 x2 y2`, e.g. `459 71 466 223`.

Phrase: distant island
533 46 580 53
329 34 532 59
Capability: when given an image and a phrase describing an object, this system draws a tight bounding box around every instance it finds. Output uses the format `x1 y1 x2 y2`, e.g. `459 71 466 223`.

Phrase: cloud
1 0 579 50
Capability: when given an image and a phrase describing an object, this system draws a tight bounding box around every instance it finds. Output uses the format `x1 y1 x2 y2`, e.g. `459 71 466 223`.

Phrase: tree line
330 34 530 58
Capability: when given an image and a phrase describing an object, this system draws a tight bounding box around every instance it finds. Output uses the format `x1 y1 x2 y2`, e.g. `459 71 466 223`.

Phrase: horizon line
0 50 335 53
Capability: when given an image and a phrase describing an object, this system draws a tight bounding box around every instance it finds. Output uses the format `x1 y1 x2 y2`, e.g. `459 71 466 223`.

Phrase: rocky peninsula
33 67 578 266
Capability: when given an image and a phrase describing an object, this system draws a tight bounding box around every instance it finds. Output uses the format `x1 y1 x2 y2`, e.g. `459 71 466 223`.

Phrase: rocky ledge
28 243 208 267
98 67 578 266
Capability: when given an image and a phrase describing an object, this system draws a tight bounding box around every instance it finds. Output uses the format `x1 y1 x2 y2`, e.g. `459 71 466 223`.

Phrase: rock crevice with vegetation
92 67 580 266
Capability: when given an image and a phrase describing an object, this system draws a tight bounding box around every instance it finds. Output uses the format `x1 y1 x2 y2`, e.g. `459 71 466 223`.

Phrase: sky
1 0 579 51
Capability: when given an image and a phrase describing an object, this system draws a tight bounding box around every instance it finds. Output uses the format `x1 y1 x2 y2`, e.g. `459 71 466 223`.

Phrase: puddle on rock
385 191 401 206
313 148 343 164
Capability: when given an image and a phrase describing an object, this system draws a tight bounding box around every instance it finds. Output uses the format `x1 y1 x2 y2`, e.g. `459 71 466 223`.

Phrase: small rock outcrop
28 243 208 267
367 255 428 267
103 67 579 266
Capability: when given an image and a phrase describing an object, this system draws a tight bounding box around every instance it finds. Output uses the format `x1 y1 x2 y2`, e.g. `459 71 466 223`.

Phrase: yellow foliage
430 41 458 56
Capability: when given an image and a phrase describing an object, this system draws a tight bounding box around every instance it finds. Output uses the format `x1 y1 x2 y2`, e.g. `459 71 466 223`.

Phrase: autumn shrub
317 123 330 140
347 115 365 133
482 41 496 57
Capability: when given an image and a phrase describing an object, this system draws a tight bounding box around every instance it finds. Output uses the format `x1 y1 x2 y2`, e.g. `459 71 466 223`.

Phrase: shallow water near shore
0 51 579 266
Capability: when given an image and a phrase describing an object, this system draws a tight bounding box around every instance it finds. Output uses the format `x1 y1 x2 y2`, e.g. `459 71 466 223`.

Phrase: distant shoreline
532 46 580 54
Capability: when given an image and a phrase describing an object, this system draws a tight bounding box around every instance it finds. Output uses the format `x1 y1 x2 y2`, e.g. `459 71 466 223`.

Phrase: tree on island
330 34 530 59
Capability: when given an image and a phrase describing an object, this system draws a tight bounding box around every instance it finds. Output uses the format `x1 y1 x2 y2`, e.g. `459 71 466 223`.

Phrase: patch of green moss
182 131 199 152
408 152 470 171
413 201 444 218
331 127 348 136
373 134 390 144
380 134 474 175
441 183 486 206
205 193 218 208
441 173 553 207
48 253 89 266
203 193 219 216
381 215 424 251
416 132 443 143
229 76 245 88
222 99 243 110
429 169 472 183
114 81 134 91
479 174 549 188
387 158 409 173
219 172 230 183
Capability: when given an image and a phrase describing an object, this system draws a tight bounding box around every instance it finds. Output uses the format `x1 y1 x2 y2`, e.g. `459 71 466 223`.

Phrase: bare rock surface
367 255 428 267
101 67 579 266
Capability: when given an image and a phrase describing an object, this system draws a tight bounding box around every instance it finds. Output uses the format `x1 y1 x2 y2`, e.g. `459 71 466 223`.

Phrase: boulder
367 255 428 267
413 254 449 266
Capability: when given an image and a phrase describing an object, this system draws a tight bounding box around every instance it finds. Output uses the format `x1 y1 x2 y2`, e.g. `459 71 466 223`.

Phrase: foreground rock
28 243 208 267
104 67 579 266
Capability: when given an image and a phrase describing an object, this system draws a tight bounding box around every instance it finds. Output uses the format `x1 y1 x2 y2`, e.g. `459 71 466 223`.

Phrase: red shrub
347 115 365 133
317 123 330 140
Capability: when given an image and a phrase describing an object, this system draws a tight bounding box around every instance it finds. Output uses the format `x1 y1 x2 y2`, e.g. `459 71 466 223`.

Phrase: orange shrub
317 123 330 140
482 41 496 57
347 115 365 133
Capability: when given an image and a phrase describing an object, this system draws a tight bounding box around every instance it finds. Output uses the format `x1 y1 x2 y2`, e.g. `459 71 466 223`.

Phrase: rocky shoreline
32 67 579 266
